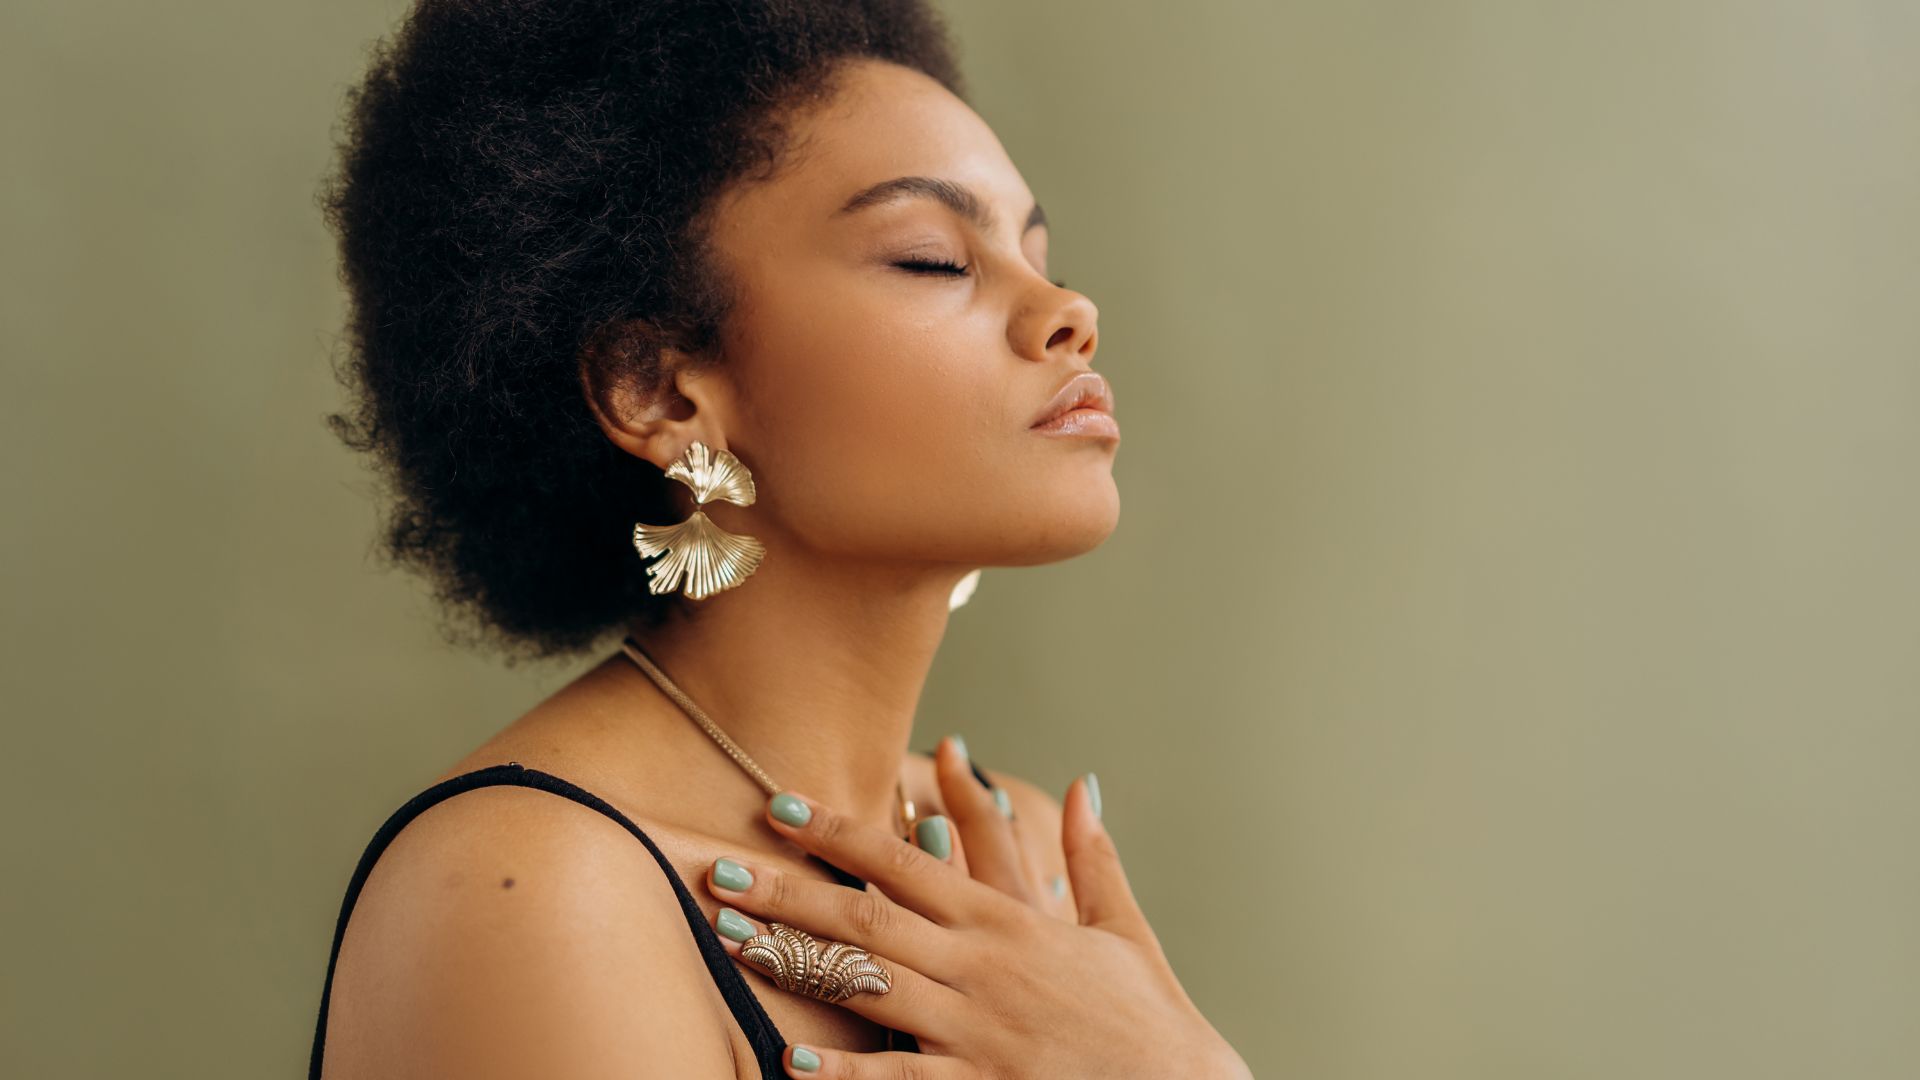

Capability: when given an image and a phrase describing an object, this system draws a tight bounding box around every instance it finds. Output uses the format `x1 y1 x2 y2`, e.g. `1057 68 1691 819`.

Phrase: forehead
709 59 1034 242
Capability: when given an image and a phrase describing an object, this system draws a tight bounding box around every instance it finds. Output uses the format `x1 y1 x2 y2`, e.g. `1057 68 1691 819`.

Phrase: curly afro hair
318 0 967 664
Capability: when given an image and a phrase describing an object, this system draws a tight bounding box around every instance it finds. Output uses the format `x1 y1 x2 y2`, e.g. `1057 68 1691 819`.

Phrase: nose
1013 284 1099 365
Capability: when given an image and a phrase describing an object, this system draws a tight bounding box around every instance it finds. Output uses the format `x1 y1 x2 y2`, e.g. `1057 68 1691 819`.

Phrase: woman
310 1 1251 1077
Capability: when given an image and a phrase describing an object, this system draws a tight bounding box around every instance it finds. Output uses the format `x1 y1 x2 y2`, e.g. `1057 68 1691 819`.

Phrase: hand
918 735 1068 918
703 775 1254 1079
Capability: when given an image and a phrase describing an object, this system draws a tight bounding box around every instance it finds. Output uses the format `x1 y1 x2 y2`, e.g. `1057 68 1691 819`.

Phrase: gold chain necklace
619 636 918 839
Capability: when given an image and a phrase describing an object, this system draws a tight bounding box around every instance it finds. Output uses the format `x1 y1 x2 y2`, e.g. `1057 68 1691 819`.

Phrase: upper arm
319 785 739 1080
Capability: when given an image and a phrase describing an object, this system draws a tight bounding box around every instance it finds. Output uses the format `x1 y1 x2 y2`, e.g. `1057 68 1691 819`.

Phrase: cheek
738 304 1017 552
726 278 1119 563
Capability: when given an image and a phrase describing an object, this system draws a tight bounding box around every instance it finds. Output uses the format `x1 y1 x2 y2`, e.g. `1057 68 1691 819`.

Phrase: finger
1042 864 1076 921
992 782 1077 922
781 1042 975 1079
765 790 1004 927
705 854 951 975
1061 773 1152 943
1016 820 1075 923
934 735 1036 904
708 905 966 1044
912 811 968 878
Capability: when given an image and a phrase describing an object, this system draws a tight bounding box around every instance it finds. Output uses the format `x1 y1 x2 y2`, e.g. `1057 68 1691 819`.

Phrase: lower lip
1030 408 1121 440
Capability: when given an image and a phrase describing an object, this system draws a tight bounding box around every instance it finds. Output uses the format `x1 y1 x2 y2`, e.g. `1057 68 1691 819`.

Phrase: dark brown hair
319 0 966 663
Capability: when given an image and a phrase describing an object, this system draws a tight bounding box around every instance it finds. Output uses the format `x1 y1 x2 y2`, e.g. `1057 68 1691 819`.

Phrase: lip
1031 409 1121 440
1028 371 1118 437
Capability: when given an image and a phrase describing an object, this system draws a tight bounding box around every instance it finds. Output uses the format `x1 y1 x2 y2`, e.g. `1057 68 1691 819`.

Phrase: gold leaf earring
631 441 767 600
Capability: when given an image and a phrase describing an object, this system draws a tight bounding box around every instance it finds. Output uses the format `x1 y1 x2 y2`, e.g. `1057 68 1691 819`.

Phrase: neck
620 551 970 834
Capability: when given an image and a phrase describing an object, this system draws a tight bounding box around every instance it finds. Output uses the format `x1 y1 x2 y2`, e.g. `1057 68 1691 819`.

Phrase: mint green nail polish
712 857 753 892
948 733 969 760
1050 873 1068 898
1084 772 1102 820
716 908 755 943
914 814 952 860
790 1045 822 1072
769 792 812 826
992 786 1013 818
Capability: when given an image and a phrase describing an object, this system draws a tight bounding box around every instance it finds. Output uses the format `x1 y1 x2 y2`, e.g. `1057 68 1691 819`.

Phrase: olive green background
5 1 1916 1076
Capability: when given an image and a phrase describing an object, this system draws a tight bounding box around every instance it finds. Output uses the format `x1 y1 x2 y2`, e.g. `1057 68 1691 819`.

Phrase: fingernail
1083 772 1102 820
947 733 969 761
913 814 952 860
716 908 755 943
992 786 1014 818
769 792 812 826
1050 873 1068 898
790 1045 822 1073
712 857 753 892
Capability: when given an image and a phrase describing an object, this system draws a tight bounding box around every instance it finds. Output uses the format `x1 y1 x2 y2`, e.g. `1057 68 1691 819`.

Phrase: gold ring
740 922 893 1003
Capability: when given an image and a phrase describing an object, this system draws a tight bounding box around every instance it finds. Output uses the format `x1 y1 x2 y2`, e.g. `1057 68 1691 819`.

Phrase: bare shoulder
318 782 741 1079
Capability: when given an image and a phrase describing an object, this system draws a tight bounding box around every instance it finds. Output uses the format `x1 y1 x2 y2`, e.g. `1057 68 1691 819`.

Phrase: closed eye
895 258 969 276
894 258 1069 289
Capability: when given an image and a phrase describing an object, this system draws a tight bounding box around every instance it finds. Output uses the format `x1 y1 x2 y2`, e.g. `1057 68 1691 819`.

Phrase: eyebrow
833 175 1048 235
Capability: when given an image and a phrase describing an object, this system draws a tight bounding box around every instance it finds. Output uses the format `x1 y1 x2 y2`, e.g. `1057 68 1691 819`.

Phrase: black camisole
308 757 996 1078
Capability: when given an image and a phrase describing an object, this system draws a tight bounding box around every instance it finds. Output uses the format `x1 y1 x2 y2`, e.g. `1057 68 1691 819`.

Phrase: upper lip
1028 371 1115 427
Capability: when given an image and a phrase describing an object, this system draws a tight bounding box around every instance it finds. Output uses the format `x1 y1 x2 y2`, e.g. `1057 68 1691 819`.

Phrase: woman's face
689 57 1118 572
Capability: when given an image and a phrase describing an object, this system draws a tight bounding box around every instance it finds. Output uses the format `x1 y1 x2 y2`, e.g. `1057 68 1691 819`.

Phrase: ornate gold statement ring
740 922 894 1003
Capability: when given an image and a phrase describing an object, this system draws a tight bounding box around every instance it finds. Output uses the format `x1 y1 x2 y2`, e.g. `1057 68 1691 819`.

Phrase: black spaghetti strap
308 762 789 1079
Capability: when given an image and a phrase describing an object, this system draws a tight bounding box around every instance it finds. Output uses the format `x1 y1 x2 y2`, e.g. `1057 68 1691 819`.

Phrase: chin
1007 476 1121 564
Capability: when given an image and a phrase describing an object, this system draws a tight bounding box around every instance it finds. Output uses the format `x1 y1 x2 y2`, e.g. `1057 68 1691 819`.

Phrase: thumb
1061 773 1151 943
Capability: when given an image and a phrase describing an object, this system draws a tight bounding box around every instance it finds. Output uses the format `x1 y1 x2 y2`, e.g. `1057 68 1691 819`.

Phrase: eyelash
893 258 1069 289
895 258 969 276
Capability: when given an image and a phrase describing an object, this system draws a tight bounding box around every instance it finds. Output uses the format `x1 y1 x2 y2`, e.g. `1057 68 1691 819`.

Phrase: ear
577 323 731 472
